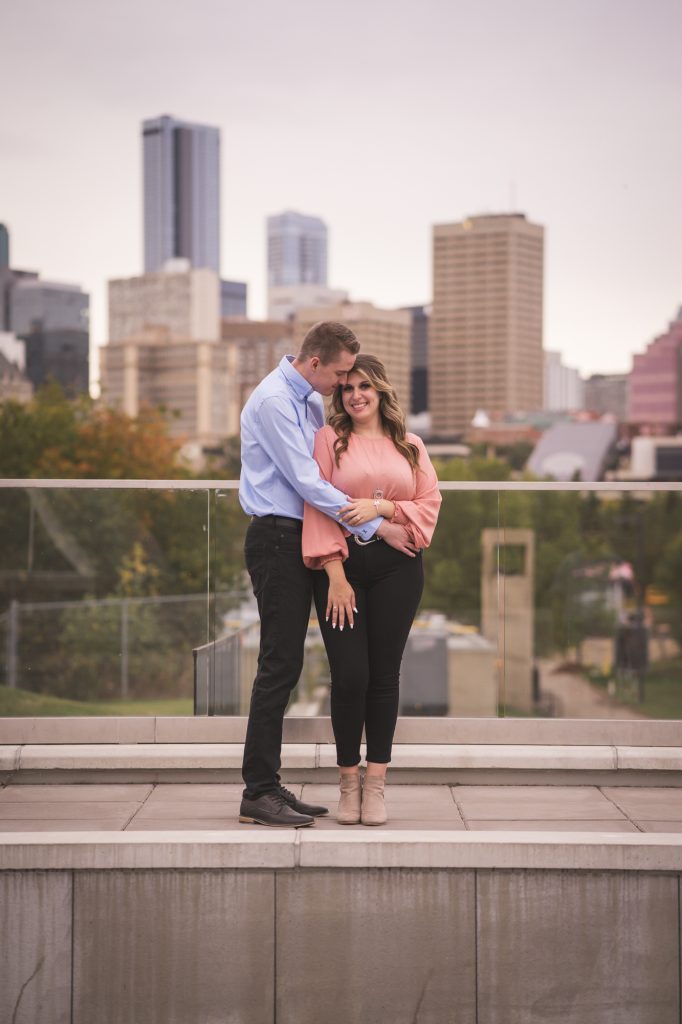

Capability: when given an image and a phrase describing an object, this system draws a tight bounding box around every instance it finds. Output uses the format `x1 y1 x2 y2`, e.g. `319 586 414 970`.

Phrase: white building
268 284 348 322
544 350 584 411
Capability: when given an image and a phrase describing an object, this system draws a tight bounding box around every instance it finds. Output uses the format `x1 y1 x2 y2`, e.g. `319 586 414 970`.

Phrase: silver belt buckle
354 534 378 546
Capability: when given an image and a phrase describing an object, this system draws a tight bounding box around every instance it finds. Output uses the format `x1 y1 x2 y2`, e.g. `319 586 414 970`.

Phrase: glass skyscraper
267 211 328 288
143 115 221 274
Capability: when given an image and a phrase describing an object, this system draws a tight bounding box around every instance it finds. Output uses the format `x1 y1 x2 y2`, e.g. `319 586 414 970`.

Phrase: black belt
251 514 303 532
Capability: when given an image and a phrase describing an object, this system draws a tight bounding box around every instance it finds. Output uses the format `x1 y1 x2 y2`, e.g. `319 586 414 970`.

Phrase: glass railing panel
497 485 682 719
0 484 219 716
204 486 503 718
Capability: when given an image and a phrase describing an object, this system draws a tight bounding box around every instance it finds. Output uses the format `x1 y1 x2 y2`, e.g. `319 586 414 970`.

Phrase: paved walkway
0 782 680 833
538 659 644 719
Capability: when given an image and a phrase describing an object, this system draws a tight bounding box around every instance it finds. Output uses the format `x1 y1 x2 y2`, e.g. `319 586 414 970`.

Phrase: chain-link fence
2 591 242 702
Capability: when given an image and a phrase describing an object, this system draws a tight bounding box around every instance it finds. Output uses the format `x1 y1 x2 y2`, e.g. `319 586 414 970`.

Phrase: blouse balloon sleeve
302 427 350 570
302 426 441 570
390 435 442 549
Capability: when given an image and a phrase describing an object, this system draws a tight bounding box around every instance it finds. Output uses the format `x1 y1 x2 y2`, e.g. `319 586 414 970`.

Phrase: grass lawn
0 685 194 717
587 658 682 719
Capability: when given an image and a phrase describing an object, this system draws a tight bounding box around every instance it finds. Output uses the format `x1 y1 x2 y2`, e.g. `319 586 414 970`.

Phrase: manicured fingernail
353 606 358 612
350 623 354 629
340 625 344 631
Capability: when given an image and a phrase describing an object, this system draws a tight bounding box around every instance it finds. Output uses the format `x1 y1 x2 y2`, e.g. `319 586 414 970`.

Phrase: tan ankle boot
337 773 362 824
361 775 387 826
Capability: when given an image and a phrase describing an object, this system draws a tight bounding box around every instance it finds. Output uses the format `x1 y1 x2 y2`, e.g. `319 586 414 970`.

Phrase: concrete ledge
318 743 618 770
3 743 681 774
13 743 315 771
617 746 682 770
1 829 681 872
2 716 682 746
0 747 19 771
0 831 296 869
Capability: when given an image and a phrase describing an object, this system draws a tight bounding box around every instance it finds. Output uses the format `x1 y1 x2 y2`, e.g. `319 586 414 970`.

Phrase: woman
303 354 441 825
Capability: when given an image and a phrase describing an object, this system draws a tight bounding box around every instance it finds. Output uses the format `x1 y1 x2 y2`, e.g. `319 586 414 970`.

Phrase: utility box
400 630 449 715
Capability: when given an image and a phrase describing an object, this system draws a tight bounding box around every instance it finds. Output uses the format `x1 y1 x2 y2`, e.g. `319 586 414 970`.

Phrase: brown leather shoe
337 773 362 824
361 775 387 826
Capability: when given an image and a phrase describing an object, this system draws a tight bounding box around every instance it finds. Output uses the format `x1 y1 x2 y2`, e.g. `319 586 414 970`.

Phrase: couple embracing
238 321 441 827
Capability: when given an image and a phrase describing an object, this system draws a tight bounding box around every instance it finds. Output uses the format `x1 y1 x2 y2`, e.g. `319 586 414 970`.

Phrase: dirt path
537 658 645 719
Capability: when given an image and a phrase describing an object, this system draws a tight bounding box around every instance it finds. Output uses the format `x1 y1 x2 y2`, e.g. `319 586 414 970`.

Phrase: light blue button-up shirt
239 356 381 540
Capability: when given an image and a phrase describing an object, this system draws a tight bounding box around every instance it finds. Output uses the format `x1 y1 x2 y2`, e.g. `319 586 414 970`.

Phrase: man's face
309 350 357 396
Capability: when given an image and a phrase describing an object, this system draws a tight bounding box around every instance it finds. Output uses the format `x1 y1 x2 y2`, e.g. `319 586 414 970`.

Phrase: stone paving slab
137 783 244 802
0 801 139 820
302 783 466 829
637 821 682 832
0 783 153 802
453 785 628 821
465 819 640 832
2 782 682 835
127 818 254 831
602 786 682 820
0 819 129 832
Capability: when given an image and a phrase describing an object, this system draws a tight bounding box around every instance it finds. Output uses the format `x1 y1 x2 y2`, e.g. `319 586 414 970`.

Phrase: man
238 320 416 826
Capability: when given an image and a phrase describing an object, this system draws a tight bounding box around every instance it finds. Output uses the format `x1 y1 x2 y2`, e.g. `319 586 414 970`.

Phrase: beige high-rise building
430 213 544 434
100 326 238 446
221 320 293 413
102 261 230 450
108 261 220 344
294 301 412 414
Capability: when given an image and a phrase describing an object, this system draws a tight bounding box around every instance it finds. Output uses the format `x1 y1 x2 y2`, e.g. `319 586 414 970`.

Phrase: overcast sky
1 0 681 390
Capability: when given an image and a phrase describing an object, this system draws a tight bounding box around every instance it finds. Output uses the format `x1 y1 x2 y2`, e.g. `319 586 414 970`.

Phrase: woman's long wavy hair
328 354 420 470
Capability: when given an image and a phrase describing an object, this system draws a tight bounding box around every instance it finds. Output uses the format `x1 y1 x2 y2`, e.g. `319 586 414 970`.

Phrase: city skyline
1 0 681 391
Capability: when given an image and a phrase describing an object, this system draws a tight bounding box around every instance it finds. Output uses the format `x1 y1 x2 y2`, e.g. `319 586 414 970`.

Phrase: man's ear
309 356 319 372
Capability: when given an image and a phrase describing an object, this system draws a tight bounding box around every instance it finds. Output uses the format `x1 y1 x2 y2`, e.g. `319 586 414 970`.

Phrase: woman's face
341 371 381 427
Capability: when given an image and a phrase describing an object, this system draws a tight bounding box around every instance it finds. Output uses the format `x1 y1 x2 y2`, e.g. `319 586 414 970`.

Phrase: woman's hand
325 562 356 630
338 498 392 526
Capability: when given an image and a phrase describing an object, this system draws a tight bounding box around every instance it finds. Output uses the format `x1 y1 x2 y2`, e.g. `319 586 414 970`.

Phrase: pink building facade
629 309 682 426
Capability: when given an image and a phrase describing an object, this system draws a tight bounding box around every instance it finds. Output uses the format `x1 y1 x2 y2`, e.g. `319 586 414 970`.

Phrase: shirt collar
279 355 314 402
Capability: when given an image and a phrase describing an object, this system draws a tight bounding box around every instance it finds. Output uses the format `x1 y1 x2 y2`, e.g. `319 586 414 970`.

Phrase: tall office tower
584 373 629 422
401 305 430 415
143 115 220 274
629 309 682 428
294 301 412 414
430 213 544 434
10 279 89 397
267 211 328 288
544 351 584 412
108 263 220 344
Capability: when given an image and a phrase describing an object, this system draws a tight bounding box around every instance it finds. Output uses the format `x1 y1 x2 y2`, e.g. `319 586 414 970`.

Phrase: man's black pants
241 516 313 799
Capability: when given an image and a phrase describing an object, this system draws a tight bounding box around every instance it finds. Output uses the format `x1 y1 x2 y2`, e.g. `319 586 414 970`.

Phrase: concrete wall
2 867 679 1024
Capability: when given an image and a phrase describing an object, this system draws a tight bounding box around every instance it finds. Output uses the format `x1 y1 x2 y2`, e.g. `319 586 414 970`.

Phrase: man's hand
377 520 418 557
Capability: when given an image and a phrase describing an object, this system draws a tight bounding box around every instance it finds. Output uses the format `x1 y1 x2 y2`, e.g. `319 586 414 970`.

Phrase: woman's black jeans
313 539 424 766
241 516 313 799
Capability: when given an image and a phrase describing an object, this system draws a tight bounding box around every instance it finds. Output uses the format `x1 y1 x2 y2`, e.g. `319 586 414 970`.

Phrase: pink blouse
302 426 442 569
